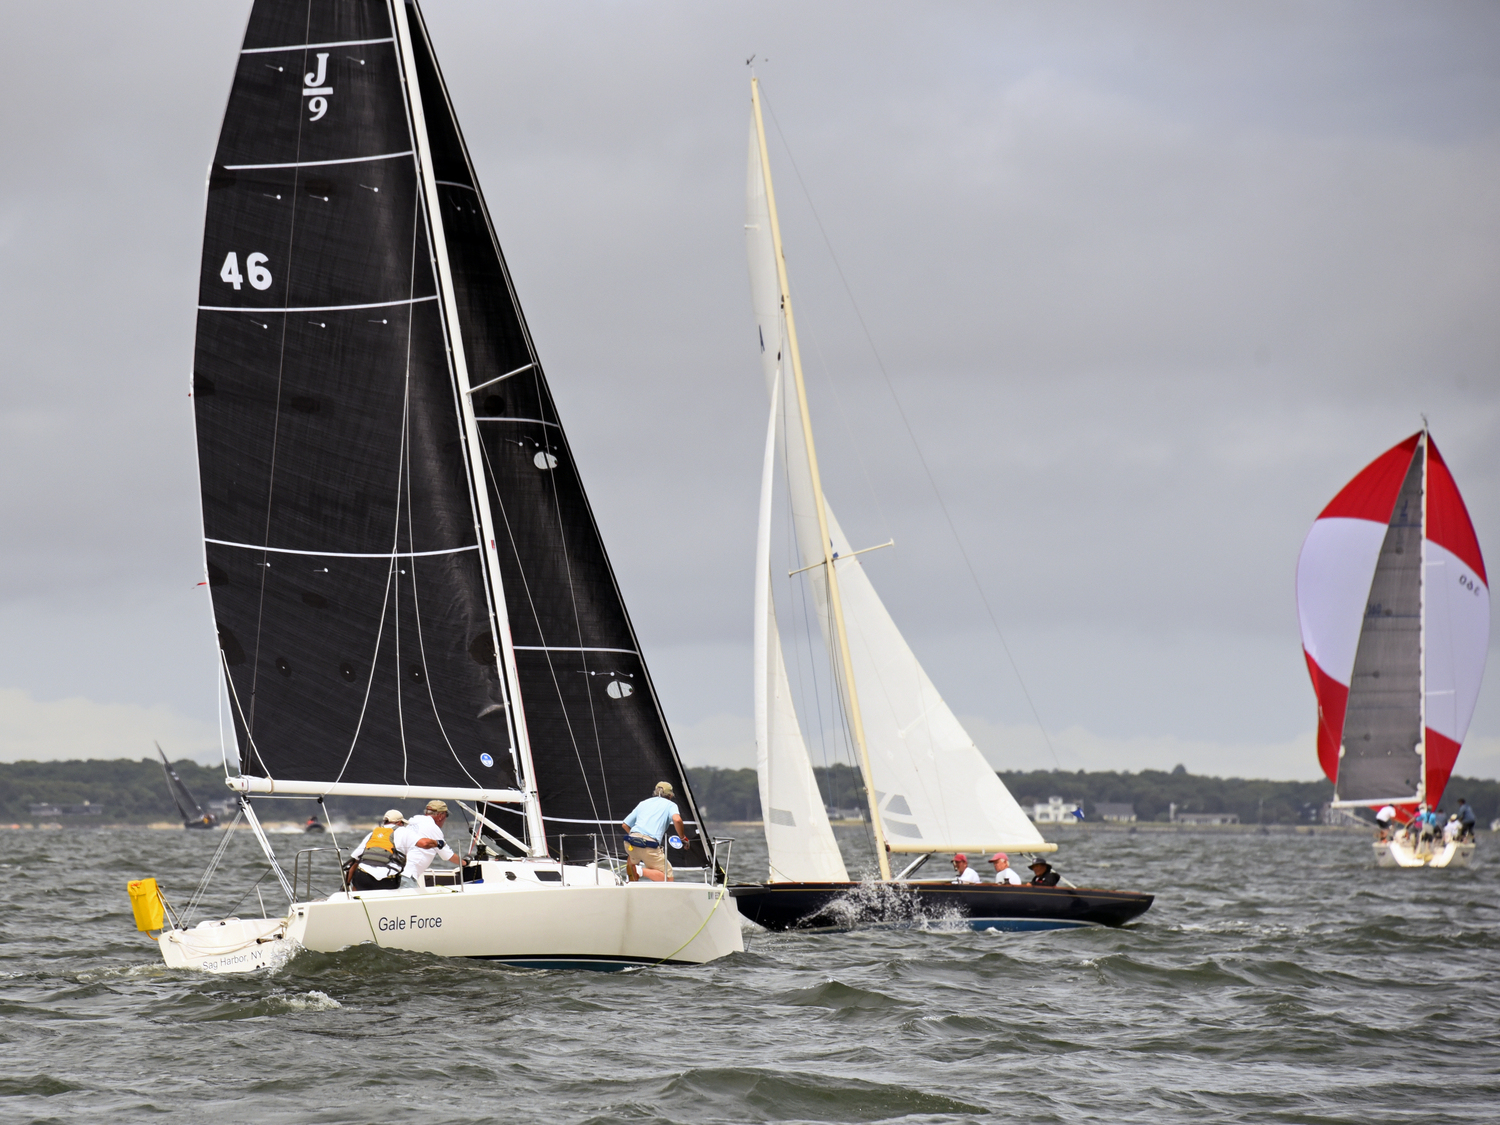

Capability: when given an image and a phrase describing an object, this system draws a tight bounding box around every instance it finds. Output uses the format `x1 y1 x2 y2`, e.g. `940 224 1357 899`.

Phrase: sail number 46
220 251 272 291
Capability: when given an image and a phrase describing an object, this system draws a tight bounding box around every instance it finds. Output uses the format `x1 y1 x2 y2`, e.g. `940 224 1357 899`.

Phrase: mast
750 77 891 880
1417 423 1429 806
392 0 546 855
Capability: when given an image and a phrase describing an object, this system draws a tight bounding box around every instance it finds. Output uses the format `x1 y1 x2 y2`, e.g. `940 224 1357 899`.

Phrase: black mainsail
193 0 704 862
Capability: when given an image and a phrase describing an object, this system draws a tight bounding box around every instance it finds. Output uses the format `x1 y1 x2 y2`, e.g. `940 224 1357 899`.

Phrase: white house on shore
1029 796 1081 823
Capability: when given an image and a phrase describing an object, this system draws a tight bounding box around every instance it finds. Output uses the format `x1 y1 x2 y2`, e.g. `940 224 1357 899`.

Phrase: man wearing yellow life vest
348 810 408 891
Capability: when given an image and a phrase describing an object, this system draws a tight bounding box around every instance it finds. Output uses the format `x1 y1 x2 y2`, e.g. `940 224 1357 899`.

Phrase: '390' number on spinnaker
220 251 272 291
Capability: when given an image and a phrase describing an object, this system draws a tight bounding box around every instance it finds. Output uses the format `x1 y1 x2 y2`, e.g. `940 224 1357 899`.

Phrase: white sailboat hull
1374 837 1476 868
157 864 743 973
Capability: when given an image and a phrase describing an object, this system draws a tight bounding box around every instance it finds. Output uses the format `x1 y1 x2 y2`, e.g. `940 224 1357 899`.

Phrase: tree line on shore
2 757 1496 828
684 763 1500 828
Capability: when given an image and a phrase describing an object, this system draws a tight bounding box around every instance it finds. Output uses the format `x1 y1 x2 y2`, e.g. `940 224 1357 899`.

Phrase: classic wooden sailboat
145 0 741 971
1297 429 1489 868
730 79 1152 932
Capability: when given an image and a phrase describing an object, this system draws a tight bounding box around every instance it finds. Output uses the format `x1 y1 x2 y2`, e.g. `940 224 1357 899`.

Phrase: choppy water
2 823 1496 1123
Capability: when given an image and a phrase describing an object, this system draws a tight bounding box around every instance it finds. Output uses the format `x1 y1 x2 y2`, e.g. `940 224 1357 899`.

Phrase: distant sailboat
156 743 218 830
1297 429 1489 867
143 0 741 971
729 78 1152 932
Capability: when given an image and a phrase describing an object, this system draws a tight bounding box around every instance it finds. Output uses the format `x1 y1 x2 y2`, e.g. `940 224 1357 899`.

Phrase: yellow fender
127 878 166 934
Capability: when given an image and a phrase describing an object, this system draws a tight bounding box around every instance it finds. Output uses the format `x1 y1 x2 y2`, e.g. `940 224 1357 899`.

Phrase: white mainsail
745 106 1047 860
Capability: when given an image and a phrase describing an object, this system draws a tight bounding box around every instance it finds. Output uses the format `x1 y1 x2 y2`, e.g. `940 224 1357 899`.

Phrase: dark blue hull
729 881 1153 932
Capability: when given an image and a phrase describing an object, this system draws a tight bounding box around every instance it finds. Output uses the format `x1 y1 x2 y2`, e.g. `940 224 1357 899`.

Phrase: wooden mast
750 77 892 880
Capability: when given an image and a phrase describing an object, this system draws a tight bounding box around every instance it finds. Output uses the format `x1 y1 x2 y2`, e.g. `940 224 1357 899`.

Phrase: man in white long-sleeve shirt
400 800 464 888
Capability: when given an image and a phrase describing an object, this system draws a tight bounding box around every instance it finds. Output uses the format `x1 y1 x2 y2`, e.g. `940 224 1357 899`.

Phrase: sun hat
425 799 449 814
1030 860 1051 870
383 809 406 823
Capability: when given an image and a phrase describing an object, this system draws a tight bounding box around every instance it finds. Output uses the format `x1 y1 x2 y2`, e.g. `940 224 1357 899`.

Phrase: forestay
745 112 1045 857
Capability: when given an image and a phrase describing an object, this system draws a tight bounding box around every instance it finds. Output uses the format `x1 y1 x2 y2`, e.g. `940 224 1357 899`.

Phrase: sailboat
145 0 741 972
729 79 1152 932
1297 429 1489 868
156 743 218 830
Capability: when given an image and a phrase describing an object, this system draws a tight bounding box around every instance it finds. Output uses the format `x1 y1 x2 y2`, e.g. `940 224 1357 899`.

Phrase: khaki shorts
626 840 672 878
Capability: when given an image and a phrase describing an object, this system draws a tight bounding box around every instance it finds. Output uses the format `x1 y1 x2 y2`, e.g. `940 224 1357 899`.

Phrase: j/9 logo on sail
303 52 332 122
220 252 272 291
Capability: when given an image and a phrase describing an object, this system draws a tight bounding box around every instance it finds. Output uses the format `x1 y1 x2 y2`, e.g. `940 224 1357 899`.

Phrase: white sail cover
745 115 1045 855
755 376 849 882
1296 432 1489 807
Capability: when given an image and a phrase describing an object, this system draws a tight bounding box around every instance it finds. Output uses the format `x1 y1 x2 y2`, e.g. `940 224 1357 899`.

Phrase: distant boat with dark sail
730 78 1152 933
1297 429 1489 868
156 743 218 830
140 0 740 971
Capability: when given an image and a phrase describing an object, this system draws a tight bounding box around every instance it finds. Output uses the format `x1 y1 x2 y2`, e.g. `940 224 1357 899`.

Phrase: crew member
348 810 407 891
621 781 692 882
1374 805 1397 840
950 853 981 884
989 852 1022 885
1457 798 1477 840
1028 860 1060 887
401 800 464 888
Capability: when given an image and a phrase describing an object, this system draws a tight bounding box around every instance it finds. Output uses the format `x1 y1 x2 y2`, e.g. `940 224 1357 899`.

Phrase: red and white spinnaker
1296 431 1489 809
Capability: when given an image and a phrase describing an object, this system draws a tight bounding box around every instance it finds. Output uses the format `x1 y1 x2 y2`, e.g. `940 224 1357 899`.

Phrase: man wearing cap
1028 860 1061 887
400 800 464 889
949 853 981 884
348 810 408 891
620 781 692 883
989 852 1023 885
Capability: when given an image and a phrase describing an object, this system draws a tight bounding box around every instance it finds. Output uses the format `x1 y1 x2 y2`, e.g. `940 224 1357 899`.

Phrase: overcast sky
1 2 1496 783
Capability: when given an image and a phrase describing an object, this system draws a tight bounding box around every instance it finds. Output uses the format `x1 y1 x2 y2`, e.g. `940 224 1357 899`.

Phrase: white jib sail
745 112 1045 856
755 374 849 883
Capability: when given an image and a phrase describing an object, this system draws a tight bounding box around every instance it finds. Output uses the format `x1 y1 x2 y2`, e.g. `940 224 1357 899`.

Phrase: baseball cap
990 852 1008 863
425 799 449 814
383 809 406 823
654 781 675 798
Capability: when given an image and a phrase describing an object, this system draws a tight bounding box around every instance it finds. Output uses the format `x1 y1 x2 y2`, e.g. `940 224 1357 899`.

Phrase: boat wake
820 880 966 931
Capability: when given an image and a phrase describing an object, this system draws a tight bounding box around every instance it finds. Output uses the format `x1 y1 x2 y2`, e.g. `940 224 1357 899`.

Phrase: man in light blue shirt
621 781 692 882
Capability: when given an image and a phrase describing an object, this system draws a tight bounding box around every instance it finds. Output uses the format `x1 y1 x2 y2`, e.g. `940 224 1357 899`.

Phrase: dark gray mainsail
192 0 703 860
1335 439 1424 803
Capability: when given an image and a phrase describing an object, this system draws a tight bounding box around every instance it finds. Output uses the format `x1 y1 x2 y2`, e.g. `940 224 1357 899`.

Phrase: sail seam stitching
223 150 413 170
205 538 477 558
198 295 438 313
242 37 395 54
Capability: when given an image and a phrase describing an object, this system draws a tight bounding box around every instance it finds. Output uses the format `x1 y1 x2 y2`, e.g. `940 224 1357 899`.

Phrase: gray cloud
0 2 1495 777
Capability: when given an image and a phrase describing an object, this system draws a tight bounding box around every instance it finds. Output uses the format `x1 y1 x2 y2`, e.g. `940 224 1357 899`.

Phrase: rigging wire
761 91 1063 771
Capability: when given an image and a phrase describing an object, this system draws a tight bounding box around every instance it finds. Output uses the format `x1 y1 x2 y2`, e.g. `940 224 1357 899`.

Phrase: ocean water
1 823 1495 1123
